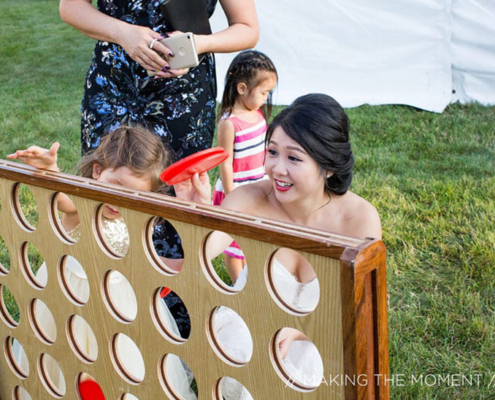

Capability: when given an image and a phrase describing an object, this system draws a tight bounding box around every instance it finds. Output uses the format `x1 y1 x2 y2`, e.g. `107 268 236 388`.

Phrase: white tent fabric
451 0 495 105
210 0 495 112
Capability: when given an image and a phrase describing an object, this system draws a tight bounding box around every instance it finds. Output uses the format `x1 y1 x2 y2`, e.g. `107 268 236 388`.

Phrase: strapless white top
271 258 320 313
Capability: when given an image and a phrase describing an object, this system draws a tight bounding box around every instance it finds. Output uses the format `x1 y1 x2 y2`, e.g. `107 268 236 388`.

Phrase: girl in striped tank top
213 50 278 285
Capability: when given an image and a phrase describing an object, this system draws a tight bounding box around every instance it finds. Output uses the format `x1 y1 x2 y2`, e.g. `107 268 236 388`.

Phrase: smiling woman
207 94 382 299
200 94 383 394
221 93 381 240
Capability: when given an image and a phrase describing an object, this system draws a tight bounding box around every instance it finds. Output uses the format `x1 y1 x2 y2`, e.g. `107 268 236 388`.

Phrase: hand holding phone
148 32 199 76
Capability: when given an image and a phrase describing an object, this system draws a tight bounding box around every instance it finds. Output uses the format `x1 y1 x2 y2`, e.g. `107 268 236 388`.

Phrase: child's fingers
7 156 30 165
25 146 41 155
48 142 60 157
192 172 212 204
11 149 37 160
16 150 36 158
9 150 28 158
198 171 209 181
7 144 49 160
191 172 203 187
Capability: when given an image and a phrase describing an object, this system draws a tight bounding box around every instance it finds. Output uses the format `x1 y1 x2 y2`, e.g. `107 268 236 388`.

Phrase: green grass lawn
1 1 495 398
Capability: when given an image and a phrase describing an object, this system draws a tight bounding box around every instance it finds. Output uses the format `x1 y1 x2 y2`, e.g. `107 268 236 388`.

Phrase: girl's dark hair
266 93 354 195
220 50 278 121
78 126 169 193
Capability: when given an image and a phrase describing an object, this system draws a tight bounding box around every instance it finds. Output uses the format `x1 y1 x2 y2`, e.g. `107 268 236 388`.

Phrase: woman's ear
92 163 102 180
237 82 247 95
326 171 334 179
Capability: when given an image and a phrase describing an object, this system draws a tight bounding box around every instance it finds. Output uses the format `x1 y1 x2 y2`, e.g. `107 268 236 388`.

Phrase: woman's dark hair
219 50 278 121
266 93 354 195
78 126 169 193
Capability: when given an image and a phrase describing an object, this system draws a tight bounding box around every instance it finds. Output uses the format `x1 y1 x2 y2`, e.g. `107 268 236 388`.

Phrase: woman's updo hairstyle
266 93 354 195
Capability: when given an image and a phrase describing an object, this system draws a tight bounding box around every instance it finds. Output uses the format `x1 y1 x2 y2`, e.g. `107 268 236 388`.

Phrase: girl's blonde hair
78 126 169 193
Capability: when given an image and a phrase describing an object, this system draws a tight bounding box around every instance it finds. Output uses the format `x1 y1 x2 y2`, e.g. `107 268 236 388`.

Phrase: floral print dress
81 0 218 161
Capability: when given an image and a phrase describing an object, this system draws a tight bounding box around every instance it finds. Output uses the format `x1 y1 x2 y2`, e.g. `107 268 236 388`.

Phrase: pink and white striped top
213 110 268 205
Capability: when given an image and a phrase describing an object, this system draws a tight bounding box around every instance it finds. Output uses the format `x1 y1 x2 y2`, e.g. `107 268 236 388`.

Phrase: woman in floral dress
59 1 259 328
60 0 259 161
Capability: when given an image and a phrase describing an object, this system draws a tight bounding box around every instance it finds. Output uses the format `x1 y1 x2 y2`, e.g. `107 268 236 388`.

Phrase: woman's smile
274 179 293 191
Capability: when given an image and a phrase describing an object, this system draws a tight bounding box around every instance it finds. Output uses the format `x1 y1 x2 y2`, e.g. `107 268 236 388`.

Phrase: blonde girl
8 126 208 399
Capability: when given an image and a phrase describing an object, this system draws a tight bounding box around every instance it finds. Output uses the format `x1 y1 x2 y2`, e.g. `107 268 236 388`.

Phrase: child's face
92 165 152 219
238 71 277 111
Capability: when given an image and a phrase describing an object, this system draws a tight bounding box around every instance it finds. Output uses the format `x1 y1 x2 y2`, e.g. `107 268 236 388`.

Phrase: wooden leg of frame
341 242 390 400
373 262 390 399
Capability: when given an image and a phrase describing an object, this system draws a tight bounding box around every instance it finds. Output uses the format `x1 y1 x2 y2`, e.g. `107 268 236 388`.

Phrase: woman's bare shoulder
338 191 382 240
221 180 271 213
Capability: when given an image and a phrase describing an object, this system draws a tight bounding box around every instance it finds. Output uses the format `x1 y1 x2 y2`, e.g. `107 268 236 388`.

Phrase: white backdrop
211 0 495 112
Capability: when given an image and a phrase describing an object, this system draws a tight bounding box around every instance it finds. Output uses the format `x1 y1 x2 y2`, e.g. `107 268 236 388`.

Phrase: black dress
81 0 218 162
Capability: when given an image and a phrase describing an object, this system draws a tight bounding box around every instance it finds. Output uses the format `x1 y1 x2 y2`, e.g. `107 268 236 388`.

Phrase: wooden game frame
0 160 389 399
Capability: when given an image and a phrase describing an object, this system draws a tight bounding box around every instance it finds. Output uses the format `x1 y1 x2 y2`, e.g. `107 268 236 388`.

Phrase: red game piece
78 380 105 400
160 147 228 185
160 287 172 298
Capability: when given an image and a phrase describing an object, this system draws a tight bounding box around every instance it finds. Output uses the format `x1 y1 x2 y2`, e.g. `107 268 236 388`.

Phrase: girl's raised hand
7 142 60 172
173 172 211 205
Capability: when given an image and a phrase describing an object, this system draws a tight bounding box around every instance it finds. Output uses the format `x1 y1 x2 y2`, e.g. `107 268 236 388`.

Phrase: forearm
195 23 258 55
60 0 169 72
195 0 259 54
59 0 128 45
219 164 234 195
206 231 233 259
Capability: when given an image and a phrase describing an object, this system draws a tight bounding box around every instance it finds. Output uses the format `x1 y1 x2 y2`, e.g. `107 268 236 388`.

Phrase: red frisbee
160 147 228 185
78 380 105 400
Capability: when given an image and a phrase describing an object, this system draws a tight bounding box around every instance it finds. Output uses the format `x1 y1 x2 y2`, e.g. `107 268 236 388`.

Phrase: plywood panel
0 161 388 399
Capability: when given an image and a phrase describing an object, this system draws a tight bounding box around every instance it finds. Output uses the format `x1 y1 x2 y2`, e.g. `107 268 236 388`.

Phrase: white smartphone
148 32 199 76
